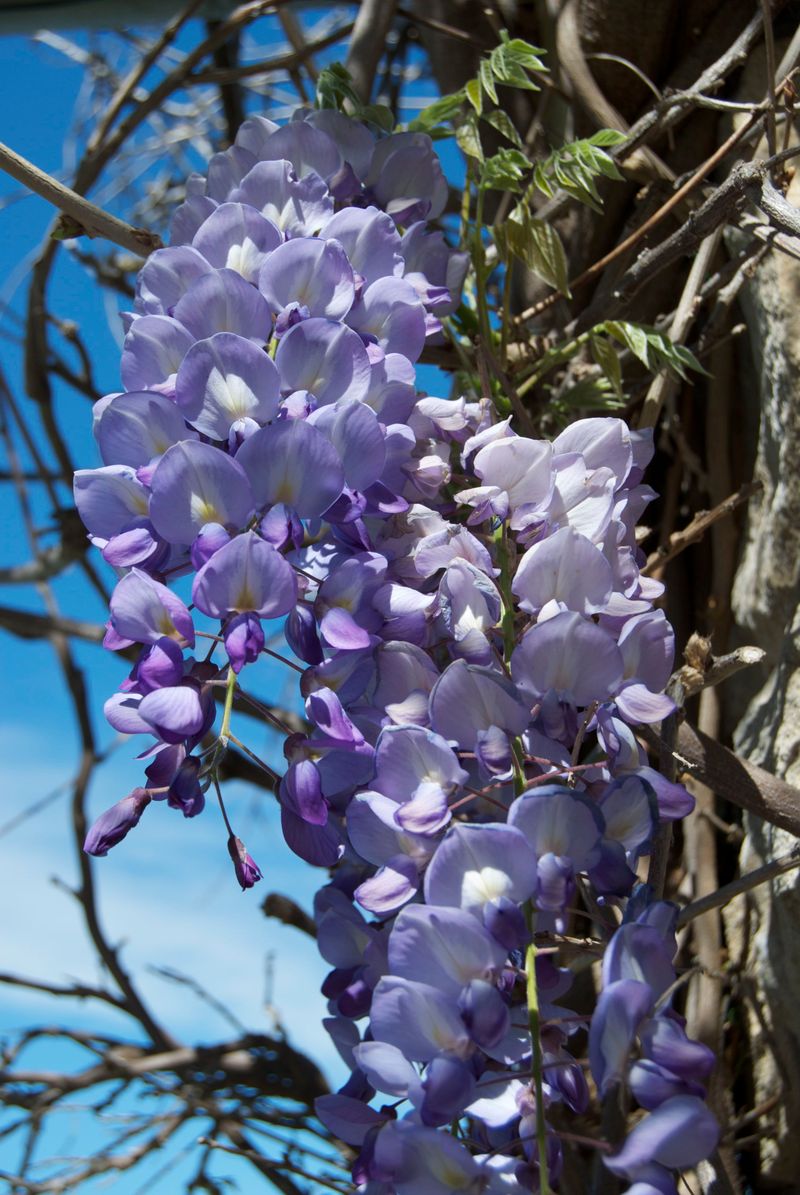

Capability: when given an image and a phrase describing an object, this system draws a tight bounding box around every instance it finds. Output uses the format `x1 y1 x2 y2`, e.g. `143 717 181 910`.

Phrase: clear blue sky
0 14 460 1191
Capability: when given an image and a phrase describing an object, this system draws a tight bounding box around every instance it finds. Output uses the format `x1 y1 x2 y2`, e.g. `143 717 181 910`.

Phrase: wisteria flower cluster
75 106 719 1192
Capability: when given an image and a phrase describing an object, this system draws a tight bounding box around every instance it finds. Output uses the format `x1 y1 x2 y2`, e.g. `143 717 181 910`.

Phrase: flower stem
219 666 237 747
525 927 551 1195
474 185 493 358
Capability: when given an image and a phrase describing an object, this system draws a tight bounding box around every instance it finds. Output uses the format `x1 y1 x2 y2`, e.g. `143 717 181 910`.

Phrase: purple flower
121 314 194 394
94 390 196 468
73 101 705 1189
512 611 624 708
108 568 195 648
148 439 254 546
174 332 280 439
192 202 282 281
259 235 355 321
172 267 271 343
192 531 297 621
167 755 206 817
274 317 371 406
84 789 151 856
227 834 263 890
235 417 345 518
604 1096 719 1180
223 611 265 673
424 822 537 918
230 159 333 237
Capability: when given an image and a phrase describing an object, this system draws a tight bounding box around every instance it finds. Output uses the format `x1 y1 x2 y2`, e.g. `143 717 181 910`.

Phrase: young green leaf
315 63 361 111
532 131 625 211
360 104 395 133
479 58 499 105
606 320 650 367
409 89 466 134
497 207 570 295
481 148 530 191
588 129 628 148
490 37 547 89
590 334 623 397
603 322 709 379
559 376 622 410
465 77 483 115
456 114 484 163
481 109 524 148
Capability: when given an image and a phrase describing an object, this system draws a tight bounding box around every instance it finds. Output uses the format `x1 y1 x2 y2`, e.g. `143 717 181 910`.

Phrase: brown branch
677 847 800 928
396 5 487 47
0 540 87 585
0 972 127 1012
189 21 354 85
0 605 105 644
641 720 800 839
514 106 772 330
643 481 762 575
90 0 207 149
0 141 161 257
346 0 399 103
622 9 769 156
261 893 317 938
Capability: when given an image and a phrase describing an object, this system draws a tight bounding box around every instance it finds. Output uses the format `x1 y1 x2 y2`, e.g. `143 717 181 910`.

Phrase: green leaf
670 342 708 376
481 108 523 148
590 334 623 397
360 104 395 133
588 129 627 148
490 38 546 90
560 376 622 410
526 218 570 296
603 322 709 379
498 207 570 295
315 62 361 111
409 89 466 133
456 114 484 162
606 320 650 367
479 58 499 104
481 147 530 191
531 131 625 211
465 77 483 115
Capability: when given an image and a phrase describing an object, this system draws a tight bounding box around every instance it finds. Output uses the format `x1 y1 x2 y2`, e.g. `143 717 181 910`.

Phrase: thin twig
0 142 161 257
677 849 800 927
643 481 762 574
638 229 721 429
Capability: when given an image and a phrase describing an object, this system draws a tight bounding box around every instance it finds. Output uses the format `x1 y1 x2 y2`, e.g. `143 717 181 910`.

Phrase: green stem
525 922 551 1195
500 258 513 370
495 514 550 1192
474 185 493 355
492 523 516 663
516 329 594 400
219 665 237 747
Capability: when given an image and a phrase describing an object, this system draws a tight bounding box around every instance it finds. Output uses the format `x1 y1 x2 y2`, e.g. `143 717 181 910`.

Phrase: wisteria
74 102 720 1193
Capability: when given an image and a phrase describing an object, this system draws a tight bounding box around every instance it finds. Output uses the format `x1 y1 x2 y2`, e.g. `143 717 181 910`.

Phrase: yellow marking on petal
190 495 222 525
157 612 181 640
461 866 512 908
274 478 295 504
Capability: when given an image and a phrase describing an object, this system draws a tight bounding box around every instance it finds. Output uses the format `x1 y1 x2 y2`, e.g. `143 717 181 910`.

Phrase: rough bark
723 187 800 1190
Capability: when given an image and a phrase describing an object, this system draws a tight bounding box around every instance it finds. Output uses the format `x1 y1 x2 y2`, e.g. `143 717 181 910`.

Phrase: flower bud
84 789 151 856
227 834 262 890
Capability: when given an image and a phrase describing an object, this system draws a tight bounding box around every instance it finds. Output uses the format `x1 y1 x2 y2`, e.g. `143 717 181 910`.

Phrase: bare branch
643 481 763 574
677 847 800 928
346 0 399 102
0 141 162 257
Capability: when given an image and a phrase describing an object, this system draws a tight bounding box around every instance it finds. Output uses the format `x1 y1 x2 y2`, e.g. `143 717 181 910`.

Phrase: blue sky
0 18 346 1192
0 14 461 1191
